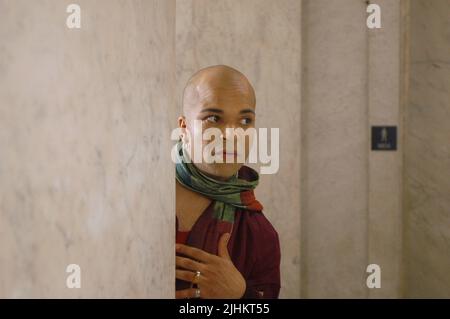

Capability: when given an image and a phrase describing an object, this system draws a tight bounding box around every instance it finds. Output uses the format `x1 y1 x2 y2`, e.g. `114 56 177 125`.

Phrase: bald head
178 65 257 180
182 65 256 116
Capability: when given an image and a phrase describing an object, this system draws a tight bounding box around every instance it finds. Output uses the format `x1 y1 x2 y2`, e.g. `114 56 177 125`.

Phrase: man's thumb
218 233 231 259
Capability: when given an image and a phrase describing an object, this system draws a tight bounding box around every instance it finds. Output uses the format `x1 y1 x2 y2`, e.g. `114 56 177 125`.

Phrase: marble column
301 0 405 298
0 0 176 297
405 0 450 298
367 0 405 298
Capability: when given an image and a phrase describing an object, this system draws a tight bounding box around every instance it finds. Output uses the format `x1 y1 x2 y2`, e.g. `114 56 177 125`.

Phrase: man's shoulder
237 209 279 242
236 209 281 273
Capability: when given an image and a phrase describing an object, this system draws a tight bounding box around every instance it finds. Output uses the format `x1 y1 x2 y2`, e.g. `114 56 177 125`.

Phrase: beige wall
301 0 404 298
0 0 176 297
405 0 450 298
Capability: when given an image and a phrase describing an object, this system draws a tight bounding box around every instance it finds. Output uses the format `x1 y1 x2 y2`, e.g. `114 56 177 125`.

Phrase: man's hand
175 233 246 299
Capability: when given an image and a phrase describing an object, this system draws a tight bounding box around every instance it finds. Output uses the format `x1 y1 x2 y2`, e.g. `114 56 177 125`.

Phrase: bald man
180 64 256 178
175 65 281 299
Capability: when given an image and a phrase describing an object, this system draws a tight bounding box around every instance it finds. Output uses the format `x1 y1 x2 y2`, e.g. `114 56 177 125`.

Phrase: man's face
180 82 256 181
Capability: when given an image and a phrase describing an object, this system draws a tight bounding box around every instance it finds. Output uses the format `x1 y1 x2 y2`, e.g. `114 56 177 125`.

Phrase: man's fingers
176 288 201 299
176 269 200 283
176 244 212 263
176 256 204 272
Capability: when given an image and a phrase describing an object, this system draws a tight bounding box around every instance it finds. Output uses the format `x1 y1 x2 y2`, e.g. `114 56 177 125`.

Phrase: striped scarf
175 140 263 226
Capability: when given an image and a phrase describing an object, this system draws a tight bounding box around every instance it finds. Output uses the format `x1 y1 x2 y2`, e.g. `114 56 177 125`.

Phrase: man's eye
240 118 252 125
204 115 219 123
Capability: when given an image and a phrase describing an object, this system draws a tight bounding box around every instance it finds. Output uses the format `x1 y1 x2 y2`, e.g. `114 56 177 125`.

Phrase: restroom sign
371 126 397 151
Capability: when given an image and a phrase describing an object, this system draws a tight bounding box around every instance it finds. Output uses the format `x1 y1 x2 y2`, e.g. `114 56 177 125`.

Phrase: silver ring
194 288 201 298
191 270 201 287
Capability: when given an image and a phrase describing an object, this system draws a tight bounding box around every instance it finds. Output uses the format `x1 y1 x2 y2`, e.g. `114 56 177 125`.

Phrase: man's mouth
222 150 238 156
210 149 240 158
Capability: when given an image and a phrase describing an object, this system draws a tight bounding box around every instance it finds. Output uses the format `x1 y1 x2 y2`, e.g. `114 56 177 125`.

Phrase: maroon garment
176 168 281 299
176 230 190 245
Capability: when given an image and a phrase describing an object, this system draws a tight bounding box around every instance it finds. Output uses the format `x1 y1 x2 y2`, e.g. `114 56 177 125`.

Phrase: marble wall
0 0 176 297
301 0 368 298
301 0 404 298
405 0 450 298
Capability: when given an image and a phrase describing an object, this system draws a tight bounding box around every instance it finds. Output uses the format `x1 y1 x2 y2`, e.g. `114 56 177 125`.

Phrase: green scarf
175 140 263 224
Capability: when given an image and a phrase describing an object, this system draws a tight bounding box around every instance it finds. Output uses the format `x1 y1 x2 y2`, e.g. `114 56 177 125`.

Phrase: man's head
178 65 256 180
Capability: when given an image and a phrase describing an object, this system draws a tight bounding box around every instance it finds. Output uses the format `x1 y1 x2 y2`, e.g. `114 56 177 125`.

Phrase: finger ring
194 288 201 299
192 270 201 285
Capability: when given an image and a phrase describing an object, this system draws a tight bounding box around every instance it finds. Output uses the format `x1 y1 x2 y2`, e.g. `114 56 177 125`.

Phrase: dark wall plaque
371 126 397 151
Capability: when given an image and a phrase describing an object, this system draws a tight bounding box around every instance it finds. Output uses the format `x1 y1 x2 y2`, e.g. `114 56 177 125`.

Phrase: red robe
176 167 281 299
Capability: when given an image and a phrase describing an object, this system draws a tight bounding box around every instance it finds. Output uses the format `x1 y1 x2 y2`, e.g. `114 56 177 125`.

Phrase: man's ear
178 116 188 142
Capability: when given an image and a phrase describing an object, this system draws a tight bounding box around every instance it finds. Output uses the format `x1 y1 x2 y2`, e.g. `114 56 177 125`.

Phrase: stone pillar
301 0 405 298
405 0 450 298
0 0 176 298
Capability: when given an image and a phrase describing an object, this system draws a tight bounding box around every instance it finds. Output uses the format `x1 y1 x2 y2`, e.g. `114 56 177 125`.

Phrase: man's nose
220 125 238 140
